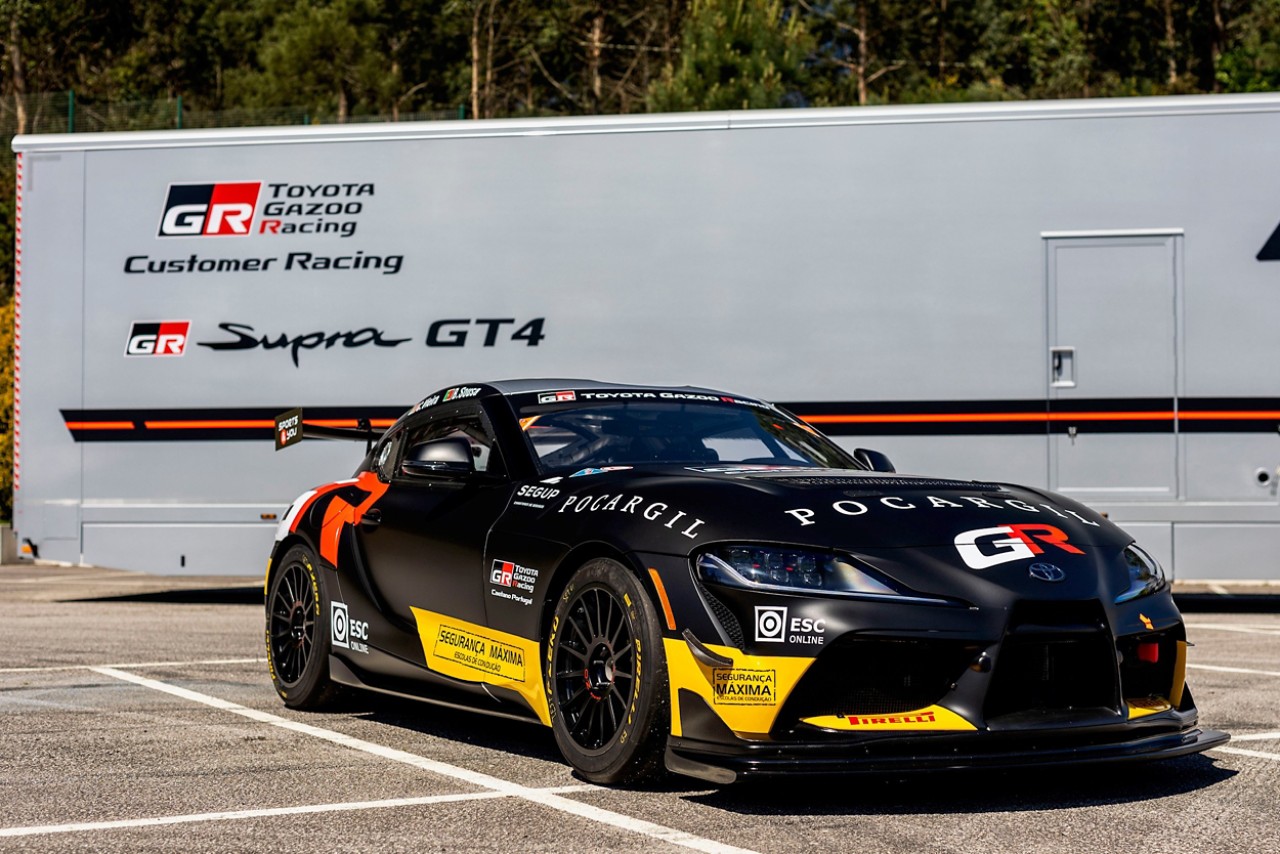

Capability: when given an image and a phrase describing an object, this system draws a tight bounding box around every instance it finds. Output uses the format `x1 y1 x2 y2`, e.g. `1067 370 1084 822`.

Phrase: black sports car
265 379 1227 784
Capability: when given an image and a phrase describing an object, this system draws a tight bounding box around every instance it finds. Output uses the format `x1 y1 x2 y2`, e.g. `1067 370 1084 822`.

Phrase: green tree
648 0 812 111
1216 0 1280 91
225 0 397 122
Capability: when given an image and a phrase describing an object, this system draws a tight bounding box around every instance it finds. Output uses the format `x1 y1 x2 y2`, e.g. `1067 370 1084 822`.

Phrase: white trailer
11 93 1280 578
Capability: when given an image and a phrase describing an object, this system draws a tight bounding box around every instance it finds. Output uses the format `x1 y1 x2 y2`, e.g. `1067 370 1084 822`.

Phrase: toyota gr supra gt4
264 379 1227 784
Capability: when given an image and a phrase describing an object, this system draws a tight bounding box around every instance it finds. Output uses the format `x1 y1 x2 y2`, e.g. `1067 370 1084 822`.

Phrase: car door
356 401 512 629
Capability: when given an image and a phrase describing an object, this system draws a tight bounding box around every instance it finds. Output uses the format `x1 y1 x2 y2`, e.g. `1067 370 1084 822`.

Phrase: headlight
696 544 941 601
1115 543 1168 603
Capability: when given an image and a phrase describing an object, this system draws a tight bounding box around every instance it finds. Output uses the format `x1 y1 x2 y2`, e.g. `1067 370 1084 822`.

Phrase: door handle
1050 346 1077 388
360 509 382 529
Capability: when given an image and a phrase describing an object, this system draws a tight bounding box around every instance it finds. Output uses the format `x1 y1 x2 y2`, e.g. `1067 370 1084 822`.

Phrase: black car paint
268 380 1226 778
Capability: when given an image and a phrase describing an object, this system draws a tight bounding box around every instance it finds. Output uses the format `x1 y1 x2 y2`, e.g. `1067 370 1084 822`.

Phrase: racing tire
546 558 669 785
266 544 343 709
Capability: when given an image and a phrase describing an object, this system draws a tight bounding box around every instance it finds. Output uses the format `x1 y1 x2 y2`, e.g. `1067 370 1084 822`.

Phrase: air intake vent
776 476 1004 491
984 600 1120 722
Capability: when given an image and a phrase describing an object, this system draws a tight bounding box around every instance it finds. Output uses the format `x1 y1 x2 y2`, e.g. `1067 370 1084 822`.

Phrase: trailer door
1045 232 1181 500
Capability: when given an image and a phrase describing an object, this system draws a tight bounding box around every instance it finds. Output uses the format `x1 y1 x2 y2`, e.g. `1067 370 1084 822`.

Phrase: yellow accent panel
664 637 815 738
1170 639 1188 708
1126 698 1173 719
410 606 551 726
800 705 976 732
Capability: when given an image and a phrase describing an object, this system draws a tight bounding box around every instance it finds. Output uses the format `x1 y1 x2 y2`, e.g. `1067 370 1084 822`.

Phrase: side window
400 406 504 477
372 429 403 483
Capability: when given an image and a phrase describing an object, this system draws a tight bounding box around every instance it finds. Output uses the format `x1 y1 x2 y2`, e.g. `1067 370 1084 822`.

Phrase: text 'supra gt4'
265 380 1227 784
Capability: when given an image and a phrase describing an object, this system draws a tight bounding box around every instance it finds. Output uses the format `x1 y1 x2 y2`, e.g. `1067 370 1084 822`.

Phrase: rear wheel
546 558 669 784
266 544 342 709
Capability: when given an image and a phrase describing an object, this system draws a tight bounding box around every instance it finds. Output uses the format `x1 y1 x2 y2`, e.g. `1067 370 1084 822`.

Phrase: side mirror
401 437 475 477
853 447 896 473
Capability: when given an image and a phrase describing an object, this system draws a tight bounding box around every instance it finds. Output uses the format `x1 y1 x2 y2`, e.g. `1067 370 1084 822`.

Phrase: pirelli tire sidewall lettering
546 558 669 784
265 543 341 708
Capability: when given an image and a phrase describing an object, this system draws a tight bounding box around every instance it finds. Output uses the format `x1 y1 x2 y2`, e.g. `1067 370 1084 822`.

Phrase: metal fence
2 91 464 137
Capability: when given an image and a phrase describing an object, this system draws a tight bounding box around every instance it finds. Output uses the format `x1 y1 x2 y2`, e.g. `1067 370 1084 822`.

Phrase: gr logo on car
125 321 190 356
954 523 1084 570
158 182 262 236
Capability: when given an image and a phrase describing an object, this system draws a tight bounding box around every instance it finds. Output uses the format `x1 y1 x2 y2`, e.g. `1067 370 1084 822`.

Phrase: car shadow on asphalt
343 693 566 766
688 754 1236 814
66 586 264 605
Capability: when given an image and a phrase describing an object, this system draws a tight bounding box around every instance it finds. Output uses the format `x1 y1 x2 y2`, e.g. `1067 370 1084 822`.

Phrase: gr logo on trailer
158 182 262 236
125 321 190 356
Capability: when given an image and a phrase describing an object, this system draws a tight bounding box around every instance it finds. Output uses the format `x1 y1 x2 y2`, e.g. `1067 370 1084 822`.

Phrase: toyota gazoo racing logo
954 524 1084 570
158 182 262 237
125 321 190 356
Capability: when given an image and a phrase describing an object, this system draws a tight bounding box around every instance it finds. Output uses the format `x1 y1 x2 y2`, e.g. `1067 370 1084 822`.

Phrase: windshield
517 399 858 474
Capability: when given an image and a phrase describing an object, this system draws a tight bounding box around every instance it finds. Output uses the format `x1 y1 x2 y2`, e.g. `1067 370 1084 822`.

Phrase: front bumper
665 709 1230 782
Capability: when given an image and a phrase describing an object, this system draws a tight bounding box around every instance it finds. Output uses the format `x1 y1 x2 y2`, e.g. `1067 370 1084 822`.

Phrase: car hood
523 465 1129 550
505 465 1141 605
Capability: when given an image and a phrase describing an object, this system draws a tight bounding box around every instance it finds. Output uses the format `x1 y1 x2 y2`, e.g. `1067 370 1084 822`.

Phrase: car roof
483 378 754 399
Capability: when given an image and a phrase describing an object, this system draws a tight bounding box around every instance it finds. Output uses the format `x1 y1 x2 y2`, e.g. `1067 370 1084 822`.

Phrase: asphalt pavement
1 563 1277 853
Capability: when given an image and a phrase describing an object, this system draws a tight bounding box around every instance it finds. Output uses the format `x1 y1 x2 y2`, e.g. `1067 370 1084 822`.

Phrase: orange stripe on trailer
1179 411 1280 420
65 421 135 430
304 418 397 428
803 409 1280 425
802 411 1176 425
143 420 276 429
647 568 677 631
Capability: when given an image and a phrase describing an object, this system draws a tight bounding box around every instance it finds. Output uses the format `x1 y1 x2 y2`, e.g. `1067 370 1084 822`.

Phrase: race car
264 379 1227 784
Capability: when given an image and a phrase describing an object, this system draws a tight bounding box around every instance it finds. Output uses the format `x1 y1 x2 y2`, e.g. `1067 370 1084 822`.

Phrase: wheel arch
538 542 665 647
266 532 317 593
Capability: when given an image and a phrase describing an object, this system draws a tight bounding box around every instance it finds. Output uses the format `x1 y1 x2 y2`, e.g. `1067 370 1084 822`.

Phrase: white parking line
1187 663 1280 678
0 789 589 838
91 667 757 854
1228 732 1280 742
0 658 265 674
1214 746 1280 762
1185 624 1280 636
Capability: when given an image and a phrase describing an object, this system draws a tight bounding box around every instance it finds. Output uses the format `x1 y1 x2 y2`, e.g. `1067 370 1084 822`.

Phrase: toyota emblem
1028 563 1066 582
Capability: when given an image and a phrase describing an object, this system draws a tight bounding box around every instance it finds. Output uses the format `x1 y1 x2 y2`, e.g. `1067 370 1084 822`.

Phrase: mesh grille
779 637 976 721
984 600 1120 720
696 581 744 648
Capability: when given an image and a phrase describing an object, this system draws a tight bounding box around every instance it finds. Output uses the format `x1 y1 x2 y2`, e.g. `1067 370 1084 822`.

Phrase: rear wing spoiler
275 408 384 452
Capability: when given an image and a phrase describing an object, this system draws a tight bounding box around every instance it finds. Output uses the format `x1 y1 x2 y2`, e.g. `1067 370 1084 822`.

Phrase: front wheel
266 544 342 709
546 558 669 785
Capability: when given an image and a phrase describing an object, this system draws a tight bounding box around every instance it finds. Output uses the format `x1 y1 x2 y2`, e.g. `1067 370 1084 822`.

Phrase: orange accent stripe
305 419 397 428
144 420 275 429
804 410 1279 425
1179 411 1280 420
803 411 1176 425
648 568 677 631
65 421 134 430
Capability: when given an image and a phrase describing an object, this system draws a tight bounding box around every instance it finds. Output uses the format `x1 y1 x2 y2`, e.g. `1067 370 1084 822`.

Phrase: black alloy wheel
555 585 637 750
269 560 317 684
548 558 668 784
265 544 341 709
